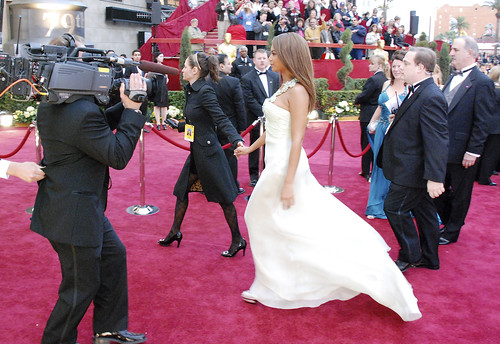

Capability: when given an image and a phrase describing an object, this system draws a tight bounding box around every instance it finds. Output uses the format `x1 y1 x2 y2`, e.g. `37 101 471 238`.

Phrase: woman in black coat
158 52 247 257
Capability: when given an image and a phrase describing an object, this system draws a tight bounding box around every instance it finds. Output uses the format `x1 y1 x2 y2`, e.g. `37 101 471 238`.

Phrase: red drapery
140 0 218 61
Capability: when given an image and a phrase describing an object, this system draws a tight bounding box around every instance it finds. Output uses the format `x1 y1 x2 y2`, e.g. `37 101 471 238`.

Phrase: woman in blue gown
366 51 407 219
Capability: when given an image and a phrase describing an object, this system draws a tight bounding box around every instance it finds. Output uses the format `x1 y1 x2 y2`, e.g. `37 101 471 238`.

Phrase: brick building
434 3 497 39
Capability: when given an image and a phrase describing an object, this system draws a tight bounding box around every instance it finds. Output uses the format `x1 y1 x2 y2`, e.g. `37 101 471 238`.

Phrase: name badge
263 32 269 36
246 21 252 26
184 124 194 142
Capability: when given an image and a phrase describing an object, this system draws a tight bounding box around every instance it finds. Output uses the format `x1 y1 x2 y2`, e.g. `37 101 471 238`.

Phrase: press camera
0 41 157 105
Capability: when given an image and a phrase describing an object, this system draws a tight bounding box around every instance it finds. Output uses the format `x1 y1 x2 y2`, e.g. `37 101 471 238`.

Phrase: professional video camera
0 37 178 105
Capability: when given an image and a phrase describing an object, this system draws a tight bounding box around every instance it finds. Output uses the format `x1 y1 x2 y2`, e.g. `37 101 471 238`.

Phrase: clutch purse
368 120 379 133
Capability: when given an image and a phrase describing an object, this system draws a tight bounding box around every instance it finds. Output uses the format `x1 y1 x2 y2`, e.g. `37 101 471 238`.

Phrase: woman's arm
368 106 382 134
281 85 309 209
234 132 266 157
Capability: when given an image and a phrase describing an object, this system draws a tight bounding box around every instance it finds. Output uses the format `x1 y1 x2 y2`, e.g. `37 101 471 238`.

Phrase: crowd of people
210 0 416 60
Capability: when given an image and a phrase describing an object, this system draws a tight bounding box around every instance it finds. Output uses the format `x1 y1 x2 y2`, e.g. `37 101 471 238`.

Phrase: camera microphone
138 60 179 76
107 55 136 66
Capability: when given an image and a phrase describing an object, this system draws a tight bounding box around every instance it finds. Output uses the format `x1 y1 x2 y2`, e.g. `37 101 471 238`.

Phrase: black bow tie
257 70 267 75
451 66 475 76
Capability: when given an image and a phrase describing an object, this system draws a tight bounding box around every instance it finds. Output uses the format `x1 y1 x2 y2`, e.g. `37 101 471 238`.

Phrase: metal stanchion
26 122 39 214
126 127 159 215
323 115 344 194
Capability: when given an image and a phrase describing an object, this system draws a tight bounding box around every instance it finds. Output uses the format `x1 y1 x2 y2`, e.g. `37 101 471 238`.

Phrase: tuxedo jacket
355 71 388 122
209 73 247 132
441 67 495 163
382 78 449 188
241 69 280 124
30 99 146 247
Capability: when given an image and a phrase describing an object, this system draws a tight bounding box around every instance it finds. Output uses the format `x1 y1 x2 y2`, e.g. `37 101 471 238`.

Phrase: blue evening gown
365 86 407 219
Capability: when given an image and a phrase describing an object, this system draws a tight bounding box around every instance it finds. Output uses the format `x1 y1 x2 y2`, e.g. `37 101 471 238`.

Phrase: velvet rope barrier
150 118 261 151
335 120 371 158
306 122 333 159
0 125 34 159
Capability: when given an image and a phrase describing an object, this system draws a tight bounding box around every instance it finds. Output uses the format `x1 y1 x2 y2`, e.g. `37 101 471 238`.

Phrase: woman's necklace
269 78 298 102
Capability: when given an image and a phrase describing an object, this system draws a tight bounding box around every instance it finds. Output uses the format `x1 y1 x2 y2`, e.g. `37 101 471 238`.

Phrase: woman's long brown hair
272 33 316 113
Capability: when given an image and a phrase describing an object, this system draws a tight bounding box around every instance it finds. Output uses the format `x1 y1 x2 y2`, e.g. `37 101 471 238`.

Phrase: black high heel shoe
221 239 247 257
158 231 183 247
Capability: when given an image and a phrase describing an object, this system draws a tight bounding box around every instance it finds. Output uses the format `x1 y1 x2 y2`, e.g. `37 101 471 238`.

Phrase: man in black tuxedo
241 49 279 186
30 73 147 344
230 46 254 79
354 57 387 180
211 53 248 194
434 36 495 245
382 47 449 272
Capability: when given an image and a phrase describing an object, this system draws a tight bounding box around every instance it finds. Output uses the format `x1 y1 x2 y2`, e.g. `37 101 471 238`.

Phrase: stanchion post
26 122 39 214
323 115 344 194
126 126 159 215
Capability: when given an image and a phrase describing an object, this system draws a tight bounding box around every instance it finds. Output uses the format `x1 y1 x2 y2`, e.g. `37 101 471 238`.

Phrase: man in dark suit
354 57 387 180
30 73 147 344
230 46 254 79
477 83 500 186
211 53 248 194
434 36 495 245
382 47 449 272
241 49 279 186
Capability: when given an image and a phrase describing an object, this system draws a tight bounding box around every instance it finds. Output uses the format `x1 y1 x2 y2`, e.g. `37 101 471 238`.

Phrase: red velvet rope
306 122 332 159
0 126 33 159
150 126 190 150
335 120 371 158
151 120 258 151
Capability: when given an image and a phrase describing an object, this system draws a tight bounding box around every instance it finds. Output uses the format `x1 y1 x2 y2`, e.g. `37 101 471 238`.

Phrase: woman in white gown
234 33 422 322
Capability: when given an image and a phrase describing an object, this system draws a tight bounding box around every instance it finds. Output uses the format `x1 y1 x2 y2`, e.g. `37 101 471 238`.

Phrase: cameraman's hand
120 73 146 110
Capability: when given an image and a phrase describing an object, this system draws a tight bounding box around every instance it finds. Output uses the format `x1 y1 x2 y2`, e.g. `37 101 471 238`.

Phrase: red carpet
1 122 499 344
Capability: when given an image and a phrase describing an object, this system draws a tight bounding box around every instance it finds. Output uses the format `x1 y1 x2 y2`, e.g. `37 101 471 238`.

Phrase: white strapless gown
244 100 422 321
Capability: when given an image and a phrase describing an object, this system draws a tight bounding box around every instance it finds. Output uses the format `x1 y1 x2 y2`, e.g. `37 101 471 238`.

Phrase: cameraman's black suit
31 97 146 343
241 68 279 184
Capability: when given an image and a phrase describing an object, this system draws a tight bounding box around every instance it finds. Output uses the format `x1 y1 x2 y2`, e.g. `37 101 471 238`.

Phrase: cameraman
30 66 148 344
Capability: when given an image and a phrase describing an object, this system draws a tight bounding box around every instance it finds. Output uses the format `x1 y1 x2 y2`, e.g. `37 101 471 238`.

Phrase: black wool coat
173 79 243 203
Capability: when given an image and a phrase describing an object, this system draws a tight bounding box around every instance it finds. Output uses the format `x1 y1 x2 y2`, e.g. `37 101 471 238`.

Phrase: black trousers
360 121 373 175
42 218 128 344
246 31 255 58
434 162 477 241
477 134 500 184
248 125 261 181
384 183 440 266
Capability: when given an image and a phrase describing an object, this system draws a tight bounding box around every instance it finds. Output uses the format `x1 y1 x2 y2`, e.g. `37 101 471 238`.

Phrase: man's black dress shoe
249 179 258 187
492 170 499 176
439 226 446 235
395 259 411 272
238 187 245 195
412 260 439 270
93 330 146 344
478 180 497 186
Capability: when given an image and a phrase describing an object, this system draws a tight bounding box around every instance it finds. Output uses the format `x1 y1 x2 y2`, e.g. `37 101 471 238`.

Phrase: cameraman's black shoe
93 330 146 344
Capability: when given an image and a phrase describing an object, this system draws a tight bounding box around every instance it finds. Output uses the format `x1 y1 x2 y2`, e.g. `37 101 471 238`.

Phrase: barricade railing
0 124 34 159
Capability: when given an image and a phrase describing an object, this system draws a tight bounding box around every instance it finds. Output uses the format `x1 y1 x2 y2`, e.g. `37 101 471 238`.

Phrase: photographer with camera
30 43 148 343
